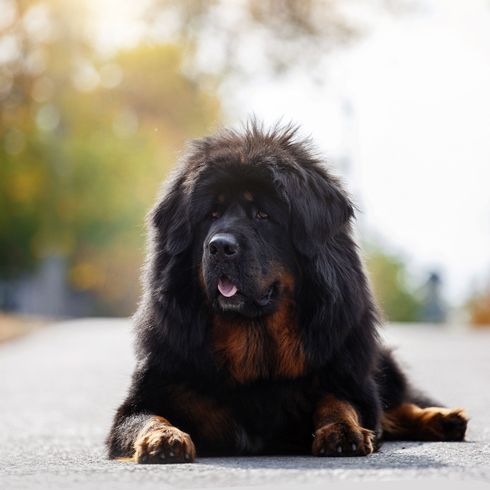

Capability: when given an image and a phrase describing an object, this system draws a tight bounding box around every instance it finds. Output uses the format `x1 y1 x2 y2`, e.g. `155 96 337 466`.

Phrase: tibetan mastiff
107 123 468 463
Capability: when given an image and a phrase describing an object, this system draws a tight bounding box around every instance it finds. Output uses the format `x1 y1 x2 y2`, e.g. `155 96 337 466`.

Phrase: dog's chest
212 309 306 383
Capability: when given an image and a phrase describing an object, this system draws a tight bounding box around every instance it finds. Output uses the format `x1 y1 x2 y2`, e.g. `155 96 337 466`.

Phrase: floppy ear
278 166 354 257
140 168 209 368
150 173 192 256
278 167 375 369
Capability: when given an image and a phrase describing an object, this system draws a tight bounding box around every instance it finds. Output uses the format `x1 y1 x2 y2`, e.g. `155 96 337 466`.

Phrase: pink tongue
218 277 238 298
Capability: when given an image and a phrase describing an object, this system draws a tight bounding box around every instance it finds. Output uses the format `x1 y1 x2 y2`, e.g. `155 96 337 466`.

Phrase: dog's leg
376 349 468 441
106 369 236 462
382 403 468 441
107 410 196 464
312 394 376 456
106 368 197 465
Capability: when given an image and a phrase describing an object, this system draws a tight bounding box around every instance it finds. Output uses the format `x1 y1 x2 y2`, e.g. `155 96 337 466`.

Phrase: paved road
1 319 489 489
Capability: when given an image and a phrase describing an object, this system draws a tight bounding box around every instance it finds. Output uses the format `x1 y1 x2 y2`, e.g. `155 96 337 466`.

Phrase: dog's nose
208 233 239 258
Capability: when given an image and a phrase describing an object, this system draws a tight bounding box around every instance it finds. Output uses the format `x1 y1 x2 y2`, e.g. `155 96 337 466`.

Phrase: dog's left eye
255 210 269 220
211 210 221 220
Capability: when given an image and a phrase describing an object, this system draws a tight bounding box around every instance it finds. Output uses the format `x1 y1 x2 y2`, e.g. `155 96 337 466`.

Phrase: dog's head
149 124 354 322
197 173 295 318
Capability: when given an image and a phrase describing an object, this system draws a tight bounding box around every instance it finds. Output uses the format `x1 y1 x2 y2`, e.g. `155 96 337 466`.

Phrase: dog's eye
255 210 269 220
211 210 221 220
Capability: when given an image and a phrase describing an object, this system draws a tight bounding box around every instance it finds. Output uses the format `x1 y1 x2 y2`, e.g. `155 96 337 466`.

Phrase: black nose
208 233 239 258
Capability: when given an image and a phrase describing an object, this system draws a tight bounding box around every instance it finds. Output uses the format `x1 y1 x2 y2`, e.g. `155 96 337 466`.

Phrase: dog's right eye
211 210 221 220
255 210 269 220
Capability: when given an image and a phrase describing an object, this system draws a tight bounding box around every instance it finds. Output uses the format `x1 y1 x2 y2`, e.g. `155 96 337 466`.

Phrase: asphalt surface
1 319 489 489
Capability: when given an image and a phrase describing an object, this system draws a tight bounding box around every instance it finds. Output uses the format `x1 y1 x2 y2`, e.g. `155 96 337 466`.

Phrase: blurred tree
0 0 220 314
0 0 415 316
467 286 490 327
365 247 422 322
145 0 417 79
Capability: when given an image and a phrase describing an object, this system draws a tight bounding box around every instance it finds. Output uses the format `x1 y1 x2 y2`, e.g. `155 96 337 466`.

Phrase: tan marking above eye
243 191 253 202
218 194 225 203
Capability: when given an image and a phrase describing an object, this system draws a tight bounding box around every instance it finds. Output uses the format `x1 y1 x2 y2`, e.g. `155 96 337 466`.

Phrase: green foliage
365 248 422 322
0 1 220 314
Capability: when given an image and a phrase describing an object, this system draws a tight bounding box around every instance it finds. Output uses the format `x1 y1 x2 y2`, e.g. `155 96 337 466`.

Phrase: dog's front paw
134 422 196 464
312 421 375 457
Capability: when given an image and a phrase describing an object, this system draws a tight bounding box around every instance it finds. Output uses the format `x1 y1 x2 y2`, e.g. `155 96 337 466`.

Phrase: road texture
1 319 489 489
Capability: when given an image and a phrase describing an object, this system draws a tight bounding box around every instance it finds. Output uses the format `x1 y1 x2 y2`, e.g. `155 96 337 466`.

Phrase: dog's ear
150 173 192 256
277 166 354 257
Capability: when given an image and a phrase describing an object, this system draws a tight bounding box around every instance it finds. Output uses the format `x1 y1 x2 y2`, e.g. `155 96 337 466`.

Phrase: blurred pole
420 271 446 323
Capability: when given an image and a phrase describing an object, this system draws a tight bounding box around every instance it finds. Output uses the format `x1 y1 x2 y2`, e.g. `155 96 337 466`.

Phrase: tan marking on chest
266 298 305 378
213 316 268 383
212 296 305 383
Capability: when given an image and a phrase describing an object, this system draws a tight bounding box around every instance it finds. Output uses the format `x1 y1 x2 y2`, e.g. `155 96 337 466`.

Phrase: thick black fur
106 123 439 460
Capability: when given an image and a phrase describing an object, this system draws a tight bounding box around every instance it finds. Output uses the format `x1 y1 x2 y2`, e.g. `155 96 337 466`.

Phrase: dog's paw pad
312 422 375 457
134 425 196 464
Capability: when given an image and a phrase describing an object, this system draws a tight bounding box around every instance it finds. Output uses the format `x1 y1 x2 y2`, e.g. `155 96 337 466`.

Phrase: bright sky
85 0 490 305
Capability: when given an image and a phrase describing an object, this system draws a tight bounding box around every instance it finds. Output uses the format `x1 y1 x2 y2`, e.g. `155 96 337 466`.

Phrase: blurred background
1 0 489 338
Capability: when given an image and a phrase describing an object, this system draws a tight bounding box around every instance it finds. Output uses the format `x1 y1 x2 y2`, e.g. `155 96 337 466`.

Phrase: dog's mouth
216 275 277 310
217 276 238 298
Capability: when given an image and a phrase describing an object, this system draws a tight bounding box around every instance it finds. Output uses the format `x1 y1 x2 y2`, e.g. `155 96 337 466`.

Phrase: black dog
107 123 467 463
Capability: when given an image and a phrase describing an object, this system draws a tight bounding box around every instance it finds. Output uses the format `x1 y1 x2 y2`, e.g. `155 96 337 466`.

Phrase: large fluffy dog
107 124 468 463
